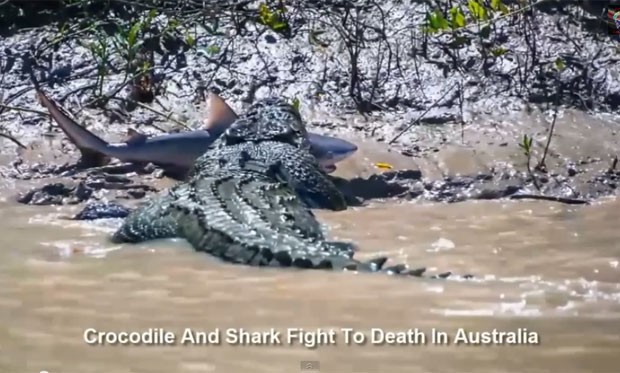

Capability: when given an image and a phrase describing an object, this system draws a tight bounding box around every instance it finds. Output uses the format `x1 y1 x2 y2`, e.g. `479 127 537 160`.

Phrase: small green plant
424 10 450 33
111 9 158 71
519 134 541 190
258 3 289 34
185 34 196 48
468 0 489 22
291 97 301 113
490 0 510 14
553 57 566 72
519 134 533 159
449 6 466 29
491 47 508 57
423 0 510 43
205 44 221 56
85 33 110 96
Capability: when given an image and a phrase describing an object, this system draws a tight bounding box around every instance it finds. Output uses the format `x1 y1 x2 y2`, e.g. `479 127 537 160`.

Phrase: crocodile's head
224 97 309 149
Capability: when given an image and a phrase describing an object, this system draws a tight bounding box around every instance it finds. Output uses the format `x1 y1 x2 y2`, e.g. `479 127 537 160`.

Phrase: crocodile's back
167 159 360 267
190 140 347 211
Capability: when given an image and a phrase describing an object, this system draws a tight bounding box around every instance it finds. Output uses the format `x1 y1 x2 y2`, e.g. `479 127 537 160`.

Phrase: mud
8 108 620 216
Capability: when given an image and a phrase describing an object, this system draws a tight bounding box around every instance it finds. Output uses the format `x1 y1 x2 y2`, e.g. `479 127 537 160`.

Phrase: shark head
307 132 358 173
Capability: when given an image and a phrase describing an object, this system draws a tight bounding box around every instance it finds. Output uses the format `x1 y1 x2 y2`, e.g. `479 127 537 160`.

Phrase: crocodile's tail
337 255 473 280
265 240 473 280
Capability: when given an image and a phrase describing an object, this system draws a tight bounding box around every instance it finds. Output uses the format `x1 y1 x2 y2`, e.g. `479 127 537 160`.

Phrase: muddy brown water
0 190 619 372
0 110 619 373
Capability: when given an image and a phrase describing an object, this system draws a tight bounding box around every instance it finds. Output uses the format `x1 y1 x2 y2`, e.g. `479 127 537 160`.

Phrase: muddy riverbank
6 107 620 211
1 0 619 208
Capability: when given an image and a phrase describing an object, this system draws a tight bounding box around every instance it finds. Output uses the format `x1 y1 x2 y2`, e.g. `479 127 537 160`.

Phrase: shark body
35 89 357 176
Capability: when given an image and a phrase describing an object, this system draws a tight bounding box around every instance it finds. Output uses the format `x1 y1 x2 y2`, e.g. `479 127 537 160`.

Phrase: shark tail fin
35 88 110 167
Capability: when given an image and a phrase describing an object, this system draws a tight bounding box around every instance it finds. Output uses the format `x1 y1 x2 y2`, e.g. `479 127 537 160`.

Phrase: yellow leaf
375 162 393 170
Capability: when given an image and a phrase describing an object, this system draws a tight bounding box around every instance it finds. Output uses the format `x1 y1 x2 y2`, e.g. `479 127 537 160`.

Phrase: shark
34 89 358 177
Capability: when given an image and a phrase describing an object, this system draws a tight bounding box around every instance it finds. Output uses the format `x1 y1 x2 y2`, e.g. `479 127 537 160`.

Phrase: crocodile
111 97 467 279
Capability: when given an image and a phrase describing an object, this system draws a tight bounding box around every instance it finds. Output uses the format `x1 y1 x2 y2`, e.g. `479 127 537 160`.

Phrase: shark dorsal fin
205 92 238 136
125 128 148 144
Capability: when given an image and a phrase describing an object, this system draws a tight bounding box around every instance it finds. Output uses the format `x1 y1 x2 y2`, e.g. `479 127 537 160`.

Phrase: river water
0 191 618 372
0 108 619 372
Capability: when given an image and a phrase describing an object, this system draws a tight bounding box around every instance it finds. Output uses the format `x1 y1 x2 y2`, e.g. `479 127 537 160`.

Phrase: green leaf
127 21 142 48
491 0 510 14
427 10 449 31
140 61 151 73
491 47 508 56
206 44 220 55
292 97 301 112
58 22 68 36
259 3 272 25
168 18 179 29
468 0 488 21
257 3 288 33
185 34 195 47
423 26 438 34
519 134 533 154
147 9 157 21
519 134 530 151
272 21 288 31
449 6 466 29
112 32 126 49
554 57 566 71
